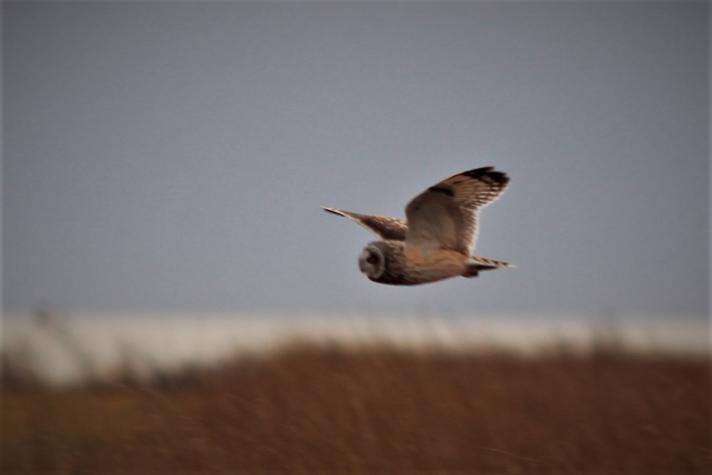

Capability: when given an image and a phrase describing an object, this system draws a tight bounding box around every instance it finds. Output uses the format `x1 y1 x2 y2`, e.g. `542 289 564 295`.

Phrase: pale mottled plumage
324 167 513 285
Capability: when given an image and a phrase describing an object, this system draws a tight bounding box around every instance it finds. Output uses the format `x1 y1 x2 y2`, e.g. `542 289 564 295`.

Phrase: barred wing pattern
405 167 510 256
321 207 408 241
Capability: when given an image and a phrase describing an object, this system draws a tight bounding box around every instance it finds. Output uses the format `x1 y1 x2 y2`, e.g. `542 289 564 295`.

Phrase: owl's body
324 167 512 286
360 240 469 286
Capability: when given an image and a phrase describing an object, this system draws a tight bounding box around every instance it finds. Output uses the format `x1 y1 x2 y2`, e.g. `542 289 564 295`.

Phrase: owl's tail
462 256 515 278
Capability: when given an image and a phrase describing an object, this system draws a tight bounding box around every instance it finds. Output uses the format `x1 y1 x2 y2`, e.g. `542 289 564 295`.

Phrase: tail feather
462 256 514 278
470 256 514 269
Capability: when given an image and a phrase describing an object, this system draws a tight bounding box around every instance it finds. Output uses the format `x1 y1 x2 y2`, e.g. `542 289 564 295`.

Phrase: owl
323 167 513 285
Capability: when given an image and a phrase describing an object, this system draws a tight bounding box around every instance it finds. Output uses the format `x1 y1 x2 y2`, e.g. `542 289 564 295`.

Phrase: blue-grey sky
3 1 709 317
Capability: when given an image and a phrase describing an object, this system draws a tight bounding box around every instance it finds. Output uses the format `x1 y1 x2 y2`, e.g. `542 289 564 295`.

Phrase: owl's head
359 243 387 279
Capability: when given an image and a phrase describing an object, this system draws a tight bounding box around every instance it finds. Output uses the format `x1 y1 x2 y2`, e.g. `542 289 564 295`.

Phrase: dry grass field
2 346 710 474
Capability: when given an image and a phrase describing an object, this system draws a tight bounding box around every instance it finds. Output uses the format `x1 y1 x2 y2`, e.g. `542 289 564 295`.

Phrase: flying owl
323 167 513 285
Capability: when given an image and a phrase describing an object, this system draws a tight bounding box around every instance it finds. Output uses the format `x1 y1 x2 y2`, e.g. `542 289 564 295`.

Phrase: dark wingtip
322 206 345 217
461 167 509 185
463 166 494 176
321 206 353 219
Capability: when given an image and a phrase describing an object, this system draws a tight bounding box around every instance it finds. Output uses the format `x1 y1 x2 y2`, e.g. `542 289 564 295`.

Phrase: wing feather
322 207 407 240
405 167 510 255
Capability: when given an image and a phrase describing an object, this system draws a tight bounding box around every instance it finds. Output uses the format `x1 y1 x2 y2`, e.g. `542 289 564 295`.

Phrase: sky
3 1 709 318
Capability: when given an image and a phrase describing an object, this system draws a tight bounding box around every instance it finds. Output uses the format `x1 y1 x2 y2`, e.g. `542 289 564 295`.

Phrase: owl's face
358 243 386 279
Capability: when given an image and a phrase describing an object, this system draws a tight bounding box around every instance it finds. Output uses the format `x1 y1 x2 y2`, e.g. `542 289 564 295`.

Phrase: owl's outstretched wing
322 207 408 241
405 167 510 255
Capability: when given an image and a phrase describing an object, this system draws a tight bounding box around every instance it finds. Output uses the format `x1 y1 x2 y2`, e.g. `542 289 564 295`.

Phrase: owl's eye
366 253 379 265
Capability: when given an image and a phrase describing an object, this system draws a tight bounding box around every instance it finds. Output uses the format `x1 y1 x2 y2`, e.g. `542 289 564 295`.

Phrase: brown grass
2 346 710 474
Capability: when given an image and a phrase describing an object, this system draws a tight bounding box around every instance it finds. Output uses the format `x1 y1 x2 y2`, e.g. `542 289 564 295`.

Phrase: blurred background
4 1 708 317
1 2 709 473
